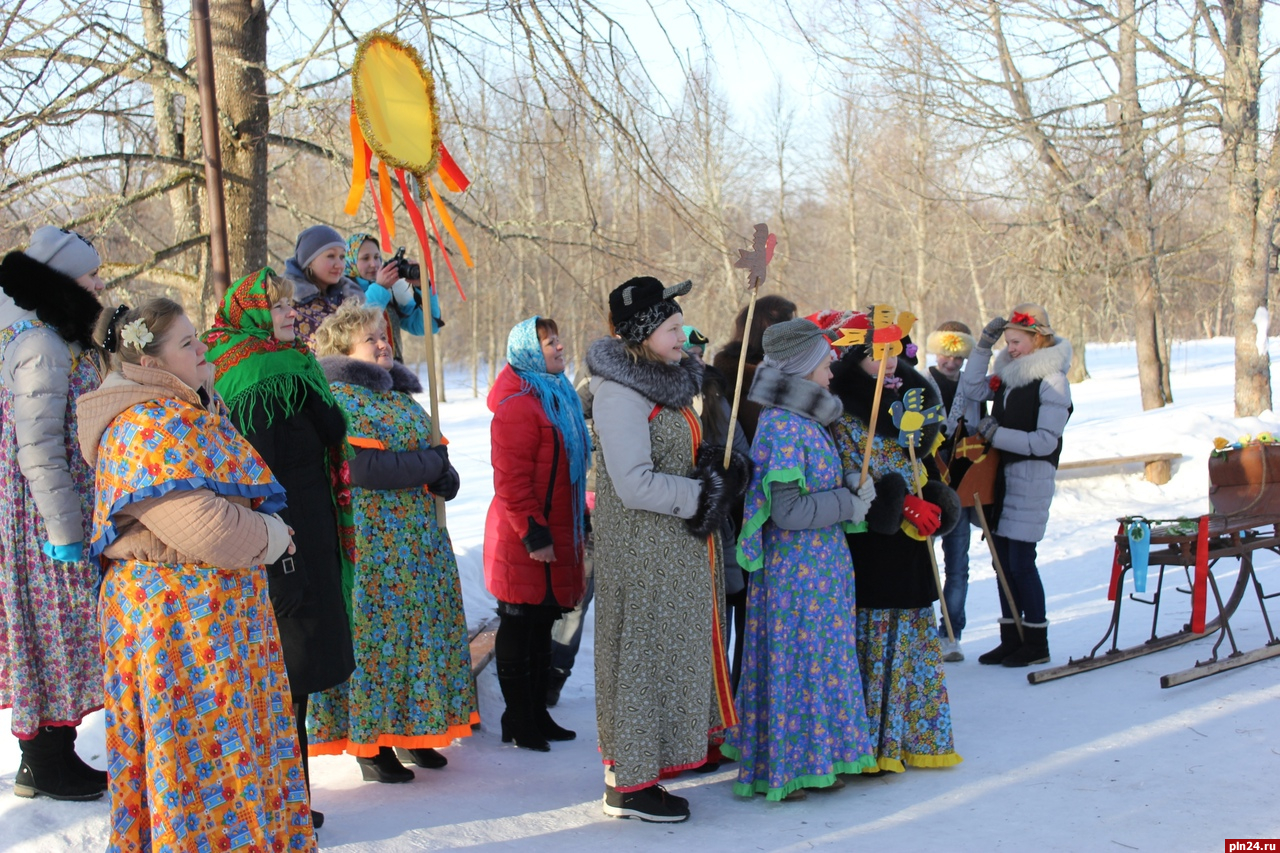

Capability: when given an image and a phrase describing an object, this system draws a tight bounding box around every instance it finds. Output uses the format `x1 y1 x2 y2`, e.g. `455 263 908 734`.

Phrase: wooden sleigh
1028 513 1280 688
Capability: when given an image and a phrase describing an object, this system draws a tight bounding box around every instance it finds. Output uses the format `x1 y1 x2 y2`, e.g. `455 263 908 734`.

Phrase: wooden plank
1159 642 1280 688
1059 452 1183 470
468 616 499 678
1027 628 1210 684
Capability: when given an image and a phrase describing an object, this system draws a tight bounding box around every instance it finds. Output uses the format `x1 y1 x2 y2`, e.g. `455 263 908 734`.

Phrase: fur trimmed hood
992 336 1072 390
586 336 703 409
319 355 423 394
0 250 102 348
829 356 943 450
747 364 844 426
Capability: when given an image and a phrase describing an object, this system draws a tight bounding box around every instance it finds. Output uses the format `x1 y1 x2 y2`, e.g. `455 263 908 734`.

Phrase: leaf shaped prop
347 31 473 299
890 387 945 447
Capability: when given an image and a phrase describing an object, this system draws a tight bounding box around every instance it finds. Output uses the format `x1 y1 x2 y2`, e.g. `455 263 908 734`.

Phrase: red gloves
902 494 941 536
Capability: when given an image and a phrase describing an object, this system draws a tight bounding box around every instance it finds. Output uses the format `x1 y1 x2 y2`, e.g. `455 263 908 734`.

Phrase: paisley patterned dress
723 405 877 800
832 414 962 772
91 397 314 853
306 378 477 756
592 404 735 793
0 319 102 738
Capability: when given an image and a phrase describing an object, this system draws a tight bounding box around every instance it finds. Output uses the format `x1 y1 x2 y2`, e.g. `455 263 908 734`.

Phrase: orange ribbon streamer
422 202 464 301
344 102 369 216
427 177 473 269
394 167 435 292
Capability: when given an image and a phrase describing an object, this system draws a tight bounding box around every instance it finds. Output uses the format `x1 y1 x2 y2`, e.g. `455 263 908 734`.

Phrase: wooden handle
723 291 759 471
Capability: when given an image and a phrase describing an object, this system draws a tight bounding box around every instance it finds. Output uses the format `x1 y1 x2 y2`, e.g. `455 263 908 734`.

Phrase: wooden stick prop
191 0 230 300
347 32 477 526
832 305 917 485
723 224 777 470
891 388 954 644
974 498 1024 640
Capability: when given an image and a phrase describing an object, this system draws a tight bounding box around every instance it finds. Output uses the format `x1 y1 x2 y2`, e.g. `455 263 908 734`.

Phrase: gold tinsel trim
351 30 442 180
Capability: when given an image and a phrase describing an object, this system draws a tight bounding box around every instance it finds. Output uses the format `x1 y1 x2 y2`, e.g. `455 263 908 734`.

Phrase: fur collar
0 250 102 348
747 364 844 426
586 336 703 409
992 337 1072 390
319 355 422 393
829 356 943 450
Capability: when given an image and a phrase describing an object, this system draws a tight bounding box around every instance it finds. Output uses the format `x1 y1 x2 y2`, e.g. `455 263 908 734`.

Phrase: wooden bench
1057 452 1184 485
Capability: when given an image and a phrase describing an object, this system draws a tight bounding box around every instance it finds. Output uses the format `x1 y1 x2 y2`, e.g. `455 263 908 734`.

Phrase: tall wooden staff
890 388 955 644
723 224 777 470
191 0 230 300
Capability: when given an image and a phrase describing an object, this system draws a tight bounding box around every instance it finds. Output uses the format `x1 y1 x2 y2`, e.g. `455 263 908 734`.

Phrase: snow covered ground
4 337 1280 852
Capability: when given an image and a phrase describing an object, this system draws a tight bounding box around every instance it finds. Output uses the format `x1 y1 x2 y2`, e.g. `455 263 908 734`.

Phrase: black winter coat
829 356 960 610
243 385 356 698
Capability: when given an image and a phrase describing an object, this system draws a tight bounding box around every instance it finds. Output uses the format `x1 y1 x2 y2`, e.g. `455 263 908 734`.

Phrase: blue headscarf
503 317 593 549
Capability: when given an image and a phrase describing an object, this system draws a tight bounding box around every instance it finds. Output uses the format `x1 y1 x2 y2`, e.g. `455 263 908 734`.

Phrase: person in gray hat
282 224 366 350
722 318 878 801
0 226 110 801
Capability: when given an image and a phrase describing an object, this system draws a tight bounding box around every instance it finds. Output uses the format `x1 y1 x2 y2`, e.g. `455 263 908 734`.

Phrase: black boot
395 747 447 769
356 747 415 783
59 726 108 787
14 727 105 801
1002 622 1050 667
977 619 1022 665
531 650 575 742
545 667 569 708
496 661 550 752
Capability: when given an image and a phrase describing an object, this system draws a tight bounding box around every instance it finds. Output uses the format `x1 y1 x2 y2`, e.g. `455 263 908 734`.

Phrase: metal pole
192 0 231 300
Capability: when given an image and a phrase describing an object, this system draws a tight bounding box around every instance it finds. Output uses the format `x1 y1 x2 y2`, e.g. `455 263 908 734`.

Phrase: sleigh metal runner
1028 513 1280 688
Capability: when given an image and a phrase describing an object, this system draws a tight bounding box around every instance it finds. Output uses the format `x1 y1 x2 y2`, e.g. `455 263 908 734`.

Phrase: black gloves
686 446 731 539
268 556 308 619
429 466 461 501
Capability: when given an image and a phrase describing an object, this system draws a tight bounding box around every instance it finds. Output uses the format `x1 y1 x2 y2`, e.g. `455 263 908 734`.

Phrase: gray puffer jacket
960 336 1072 543
0 254 103 547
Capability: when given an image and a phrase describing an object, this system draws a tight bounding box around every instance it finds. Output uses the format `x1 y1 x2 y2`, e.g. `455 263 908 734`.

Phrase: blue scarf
503 317 592 548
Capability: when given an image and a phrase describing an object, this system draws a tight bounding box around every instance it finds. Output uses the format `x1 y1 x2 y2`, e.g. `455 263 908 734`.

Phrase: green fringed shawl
202 267 338 434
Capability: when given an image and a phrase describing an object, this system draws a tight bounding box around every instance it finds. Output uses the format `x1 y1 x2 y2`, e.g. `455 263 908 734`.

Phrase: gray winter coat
0 293 91 546
960 337 1072 543
587 340 703 520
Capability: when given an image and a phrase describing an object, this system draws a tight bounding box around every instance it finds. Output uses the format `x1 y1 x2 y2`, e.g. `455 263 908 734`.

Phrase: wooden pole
421 306 447 526
191 0 231 301
723 290 759 470
908 438 955 644
857 354 890 486
974 498 1024 640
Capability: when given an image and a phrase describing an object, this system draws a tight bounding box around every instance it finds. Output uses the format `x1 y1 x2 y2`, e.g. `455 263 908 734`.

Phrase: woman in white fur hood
959 302 1072 670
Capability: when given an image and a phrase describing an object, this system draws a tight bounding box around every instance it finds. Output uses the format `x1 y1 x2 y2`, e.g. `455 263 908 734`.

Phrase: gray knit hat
294 225 347 272
762 318 834 377
26 226 101 279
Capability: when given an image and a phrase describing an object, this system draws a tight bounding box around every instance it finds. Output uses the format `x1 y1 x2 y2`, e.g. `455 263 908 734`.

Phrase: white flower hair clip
120 318 154 351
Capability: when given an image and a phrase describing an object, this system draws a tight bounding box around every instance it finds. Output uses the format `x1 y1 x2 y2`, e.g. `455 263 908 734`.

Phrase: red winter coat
483 365 587 608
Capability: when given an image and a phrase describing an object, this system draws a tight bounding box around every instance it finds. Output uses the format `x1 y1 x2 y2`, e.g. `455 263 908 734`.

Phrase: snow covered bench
1057 452 1184 485
469 616 499 678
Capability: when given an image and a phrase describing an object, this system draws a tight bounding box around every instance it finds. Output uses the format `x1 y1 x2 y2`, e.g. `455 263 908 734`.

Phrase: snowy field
3 337 1279 852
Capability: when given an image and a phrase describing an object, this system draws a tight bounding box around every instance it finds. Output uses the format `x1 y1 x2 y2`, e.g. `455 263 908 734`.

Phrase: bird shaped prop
833 304 918 360
733 223 777 290
890 387 945 447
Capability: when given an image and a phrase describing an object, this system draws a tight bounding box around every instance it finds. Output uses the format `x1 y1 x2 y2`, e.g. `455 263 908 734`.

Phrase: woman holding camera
345 233 429 362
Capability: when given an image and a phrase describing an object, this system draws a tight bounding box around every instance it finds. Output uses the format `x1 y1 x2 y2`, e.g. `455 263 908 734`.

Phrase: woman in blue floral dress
724 319 877 801
306 304 476 780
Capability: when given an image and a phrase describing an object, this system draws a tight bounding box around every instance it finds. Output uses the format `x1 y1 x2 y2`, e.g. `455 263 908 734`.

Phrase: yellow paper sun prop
346 31 473 298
